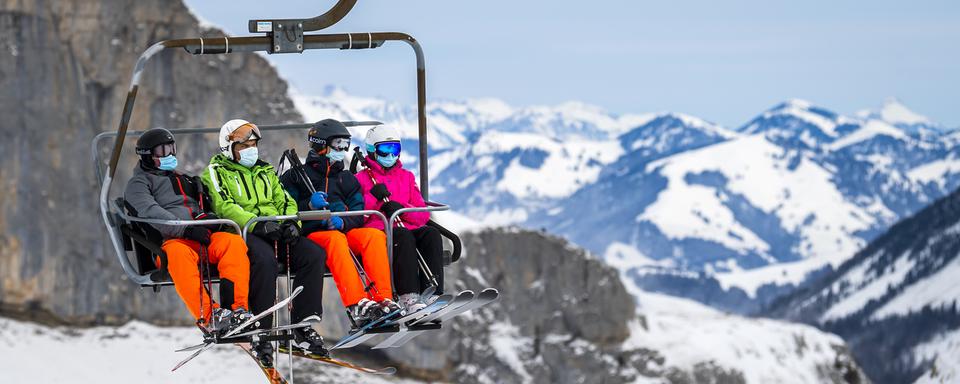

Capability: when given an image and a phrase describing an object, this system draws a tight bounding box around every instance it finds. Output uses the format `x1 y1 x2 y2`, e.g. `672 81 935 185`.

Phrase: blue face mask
157 155 178 171
238 147 259 168
377 154 398 168
326 149 347 163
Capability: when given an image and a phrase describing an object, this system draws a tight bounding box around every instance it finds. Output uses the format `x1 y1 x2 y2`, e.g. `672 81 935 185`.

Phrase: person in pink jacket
357 125 443 313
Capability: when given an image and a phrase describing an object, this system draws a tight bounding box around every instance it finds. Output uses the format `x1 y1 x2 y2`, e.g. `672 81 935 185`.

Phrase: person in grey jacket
123 128 266 352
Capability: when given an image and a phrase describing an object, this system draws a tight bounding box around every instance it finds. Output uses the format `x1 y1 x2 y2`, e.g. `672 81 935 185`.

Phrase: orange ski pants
307 228 393 306
161 232 250 321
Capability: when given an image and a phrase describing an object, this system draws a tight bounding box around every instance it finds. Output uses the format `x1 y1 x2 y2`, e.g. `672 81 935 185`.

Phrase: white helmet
364 125 402 156
219 119 261 160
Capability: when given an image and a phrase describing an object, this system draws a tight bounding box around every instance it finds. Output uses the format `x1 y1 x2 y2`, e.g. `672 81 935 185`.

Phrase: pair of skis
332 288 499 350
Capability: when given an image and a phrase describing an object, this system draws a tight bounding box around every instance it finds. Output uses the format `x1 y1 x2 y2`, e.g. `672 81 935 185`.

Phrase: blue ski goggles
374 142 401 157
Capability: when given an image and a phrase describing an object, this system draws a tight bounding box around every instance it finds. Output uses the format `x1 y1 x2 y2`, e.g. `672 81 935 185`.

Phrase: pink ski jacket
357 158 430 230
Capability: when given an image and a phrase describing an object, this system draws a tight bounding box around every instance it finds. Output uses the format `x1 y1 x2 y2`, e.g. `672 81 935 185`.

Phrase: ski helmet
308 119 351 152
135 128 176 166
219 119 261 161
364 125 402 157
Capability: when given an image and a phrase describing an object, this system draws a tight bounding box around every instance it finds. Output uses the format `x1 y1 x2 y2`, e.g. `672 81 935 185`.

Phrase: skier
280 119 401 327
123 128 256 336
357 125 444 313
201 119 330 364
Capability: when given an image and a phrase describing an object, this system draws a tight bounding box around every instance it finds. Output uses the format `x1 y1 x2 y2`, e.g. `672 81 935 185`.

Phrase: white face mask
326 149 347 163
237 147 259 167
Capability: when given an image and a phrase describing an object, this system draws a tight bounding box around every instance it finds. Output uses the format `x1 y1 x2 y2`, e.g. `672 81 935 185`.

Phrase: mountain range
294 87 960 313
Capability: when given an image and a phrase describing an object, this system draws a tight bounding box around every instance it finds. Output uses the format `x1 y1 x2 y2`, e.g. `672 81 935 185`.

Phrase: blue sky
184 0 960 128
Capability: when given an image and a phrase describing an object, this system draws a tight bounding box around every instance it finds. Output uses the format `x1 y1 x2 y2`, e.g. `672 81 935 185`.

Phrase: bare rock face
0 0 301 324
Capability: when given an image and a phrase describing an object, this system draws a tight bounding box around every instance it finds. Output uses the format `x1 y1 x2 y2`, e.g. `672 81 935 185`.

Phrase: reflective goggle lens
152 143 176 157
375 142 401 157
329 137 351 151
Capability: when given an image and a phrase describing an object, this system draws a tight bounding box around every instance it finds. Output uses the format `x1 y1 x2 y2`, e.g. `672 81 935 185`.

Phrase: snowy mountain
766 186 960 383
291 87 960 314
544 99 960 313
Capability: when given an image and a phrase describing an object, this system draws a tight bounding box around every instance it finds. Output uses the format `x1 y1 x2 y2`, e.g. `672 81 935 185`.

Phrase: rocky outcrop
0 0 301 324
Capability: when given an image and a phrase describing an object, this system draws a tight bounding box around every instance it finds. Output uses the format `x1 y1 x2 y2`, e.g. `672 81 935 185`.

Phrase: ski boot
348 298 382 328
378 298 401 316
398 293 426 315
251 339 275 368
208 308 255 337
292 326 329 358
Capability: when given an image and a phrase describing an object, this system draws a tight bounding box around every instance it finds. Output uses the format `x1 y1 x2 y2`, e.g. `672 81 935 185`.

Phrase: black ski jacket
280 151 365 234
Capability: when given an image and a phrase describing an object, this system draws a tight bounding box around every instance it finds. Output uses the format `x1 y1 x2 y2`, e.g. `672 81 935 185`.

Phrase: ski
238 342 288 384
231 321 312 339
174 322 312 353
171 286 304 370
369 293 457 350
224 286 304 338
277 346 397 375
330 307 404 350
408 290 475 326
375 288 499 349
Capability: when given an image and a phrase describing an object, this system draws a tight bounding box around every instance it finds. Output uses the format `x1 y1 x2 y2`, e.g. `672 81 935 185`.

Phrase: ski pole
289 148 381 298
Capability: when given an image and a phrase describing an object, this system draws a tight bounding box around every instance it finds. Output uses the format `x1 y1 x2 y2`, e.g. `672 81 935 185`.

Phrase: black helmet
308 119 350 152
136 128 176 166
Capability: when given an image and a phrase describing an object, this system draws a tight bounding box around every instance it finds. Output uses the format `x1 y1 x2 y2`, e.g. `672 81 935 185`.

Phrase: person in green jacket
201 119 330 364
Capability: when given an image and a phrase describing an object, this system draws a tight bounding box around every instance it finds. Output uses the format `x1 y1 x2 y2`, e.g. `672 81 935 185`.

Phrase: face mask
326 149 347 163
377 154 398 168
157 155 178 171
238 147 259 168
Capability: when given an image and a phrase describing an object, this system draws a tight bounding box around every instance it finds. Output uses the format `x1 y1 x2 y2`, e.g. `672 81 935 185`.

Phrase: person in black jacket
281 119 400 327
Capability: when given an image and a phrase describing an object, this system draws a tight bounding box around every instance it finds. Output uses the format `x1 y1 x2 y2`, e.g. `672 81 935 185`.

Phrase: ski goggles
374 142 401 157
147 142 176 157
328 137 351 151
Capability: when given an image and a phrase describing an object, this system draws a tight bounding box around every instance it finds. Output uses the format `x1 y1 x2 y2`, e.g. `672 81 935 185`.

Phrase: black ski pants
392 226 444 296
246 234 327 328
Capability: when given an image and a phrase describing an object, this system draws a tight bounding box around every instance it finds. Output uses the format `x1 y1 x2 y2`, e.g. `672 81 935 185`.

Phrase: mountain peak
878 97 930 125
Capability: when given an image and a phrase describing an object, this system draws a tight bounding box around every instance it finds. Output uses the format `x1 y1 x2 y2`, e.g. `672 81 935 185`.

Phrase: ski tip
377 366 398 375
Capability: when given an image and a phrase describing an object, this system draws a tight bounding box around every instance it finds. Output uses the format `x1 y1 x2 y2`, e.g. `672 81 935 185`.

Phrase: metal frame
94 3 458 379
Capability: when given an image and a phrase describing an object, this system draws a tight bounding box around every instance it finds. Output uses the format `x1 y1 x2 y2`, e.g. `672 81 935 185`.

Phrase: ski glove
309 192 329 210
194 212 223 232
280 220 301 245
253 221 282 242
370 184 391 201
183 226 212 246
379 201 404 221
327 216 344 231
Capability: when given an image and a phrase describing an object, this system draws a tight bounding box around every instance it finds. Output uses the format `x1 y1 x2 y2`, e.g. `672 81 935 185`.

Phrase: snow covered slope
0 317 411 384
766 186 960 383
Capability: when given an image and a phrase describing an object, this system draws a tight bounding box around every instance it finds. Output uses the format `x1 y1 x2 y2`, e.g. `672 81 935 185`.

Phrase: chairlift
94 0 463 291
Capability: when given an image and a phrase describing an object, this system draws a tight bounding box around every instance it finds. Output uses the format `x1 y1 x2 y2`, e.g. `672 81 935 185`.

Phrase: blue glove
327 216 344 230
309 192 329 210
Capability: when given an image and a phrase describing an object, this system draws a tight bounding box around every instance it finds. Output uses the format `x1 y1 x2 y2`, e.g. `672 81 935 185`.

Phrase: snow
827 120 909 151
713 256 835 297
912 328 960 384
475 131 623 199
624 290 849 384
759 99 839 137
0 317 411 384
907 156 960 188
879 98 931 125
872 255 960 320
487 321 534 384
821 252 916 322
639 134 872 283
